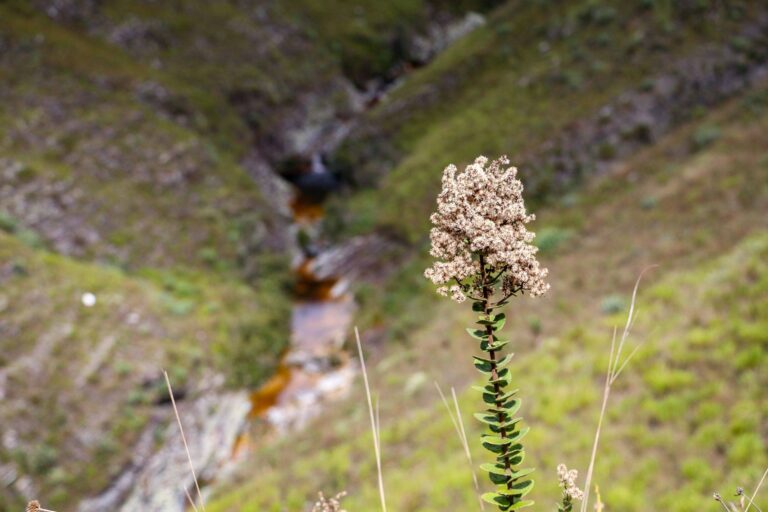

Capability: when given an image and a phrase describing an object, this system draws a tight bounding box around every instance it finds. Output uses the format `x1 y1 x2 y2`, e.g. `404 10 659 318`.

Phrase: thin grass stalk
453 387 485 511
579 351 613 512
355 327 387 512
163 370 206 512
434 382 485 510
185 488 200 512
745 467 768 512
580 268 653 512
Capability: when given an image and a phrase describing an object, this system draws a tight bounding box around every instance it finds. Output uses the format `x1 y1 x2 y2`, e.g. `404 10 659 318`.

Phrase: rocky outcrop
79 386 251 512
307 233 406 285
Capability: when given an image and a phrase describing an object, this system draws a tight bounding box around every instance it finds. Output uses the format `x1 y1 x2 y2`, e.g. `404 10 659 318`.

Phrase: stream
240 158 357 445
80 156 360 512
77 12 490 512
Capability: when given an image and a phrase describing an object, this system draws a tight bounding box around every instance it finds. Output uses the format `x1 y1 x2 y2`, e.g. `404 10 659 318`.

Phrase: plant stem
479 253 514 492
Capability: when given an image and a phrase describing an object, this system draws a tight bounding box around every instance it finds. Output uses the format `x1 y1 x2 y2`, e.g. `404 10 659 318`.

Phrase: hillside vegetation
0 0 766 510
209 84 768 511
328 0 768 346
0 1 504 508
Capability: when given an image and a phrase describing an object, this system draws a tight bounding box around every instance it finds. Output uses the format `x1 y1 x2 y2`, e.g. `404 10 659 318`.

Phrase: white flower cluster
424 155 550 302
311 491 347 512
557 464 584 501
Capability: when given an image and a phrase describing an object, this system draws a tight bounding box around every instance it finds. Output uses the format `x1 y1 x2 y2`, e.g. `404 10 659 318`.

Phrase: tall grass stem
435 381 485 510
745 467 768 512
163 370 206 512
355 327 387 512
580 268 654 512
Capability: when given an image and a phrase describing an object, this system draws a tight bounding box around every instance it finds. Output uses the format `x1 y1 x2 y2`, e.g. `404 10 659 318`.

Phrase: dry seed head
424 155 549 301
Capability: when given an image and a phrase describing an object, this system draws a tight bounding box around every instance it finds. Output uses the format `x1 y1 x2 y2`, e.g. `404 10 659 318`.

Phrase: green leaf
506 426 530 443
473 356 495 373
472 301 485 312
473 353 514 373
489 368 511 385
467 328 489 340
482 388 519 404
481 338 511 352
480 434 513 445
514 479 535 498
488 398 521 416
497 353 514 368
488 470 511 485
481 492 511 508
480 463 509 476
497 450 525 465
501 479 535 498
507 500 535 510
509 467 535 480
474 413 504 427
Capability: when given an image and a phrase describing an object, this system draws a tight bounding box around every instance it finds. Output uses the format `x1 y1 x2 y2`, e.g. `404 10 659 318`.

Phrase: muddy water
237 186 357 453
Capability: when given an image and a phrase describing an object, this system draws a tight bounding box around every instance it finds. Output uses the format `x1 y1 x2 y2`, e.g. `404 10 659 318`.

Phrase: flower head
312 491 347 512
424 155 549 301
557 464 584 501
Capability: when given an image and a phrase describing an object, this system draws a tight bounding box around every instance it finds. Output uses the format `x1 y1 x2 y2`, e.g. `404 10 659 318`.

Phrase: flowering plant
425 155 548 511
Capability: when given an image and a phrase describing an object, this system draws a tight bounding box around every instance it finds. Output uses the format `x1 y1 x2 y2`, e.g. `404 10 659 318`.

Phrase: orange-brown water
239 187 354 448
295 260 338 300
249 362 292 418
290 192 325 223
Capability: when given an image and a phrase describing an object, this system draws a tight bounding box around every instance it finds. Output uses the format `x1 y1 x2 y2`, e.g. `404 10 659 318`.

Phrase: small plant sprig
556 464 584 512
425 156 549 511
312 491 348 512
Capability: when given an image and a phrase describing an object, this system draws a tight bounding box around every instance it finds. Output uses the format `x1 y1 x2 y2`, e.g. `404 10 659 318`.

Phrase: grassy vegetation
328 0 763 241
209 233 768 509
0 231 289 510
0 2 509 507
327 0 768 349
2 1 766 509
0 4 297 507
207 87 768 510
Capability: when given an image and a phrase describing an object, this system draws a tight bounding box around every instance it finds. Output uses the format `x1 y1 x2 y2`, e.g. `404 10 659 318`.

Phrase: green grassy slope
0 11 293 506
327 0 768 350
0 231 289 509
208 86 768 511
328 0 766 240
0 3 282 270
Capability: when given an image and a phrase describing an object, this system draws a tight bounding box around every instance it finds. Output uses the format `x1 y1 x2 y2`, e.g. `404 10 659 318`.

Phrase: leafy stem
475 252 534 511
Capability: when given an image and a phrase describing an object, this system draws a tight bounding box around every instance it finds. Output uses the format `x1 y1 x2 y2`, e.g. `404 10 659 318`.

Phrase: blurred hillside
0 1 766 511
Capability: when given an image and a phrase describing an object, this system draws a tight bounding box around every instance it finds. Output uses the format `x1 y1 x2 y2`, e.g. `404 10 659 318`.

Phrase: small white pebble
81 292 97 307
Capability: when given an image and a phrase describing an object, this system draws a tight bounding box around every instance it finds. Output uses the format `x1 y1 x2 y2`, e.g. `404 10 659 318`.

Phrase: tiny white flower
81 292 97 307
